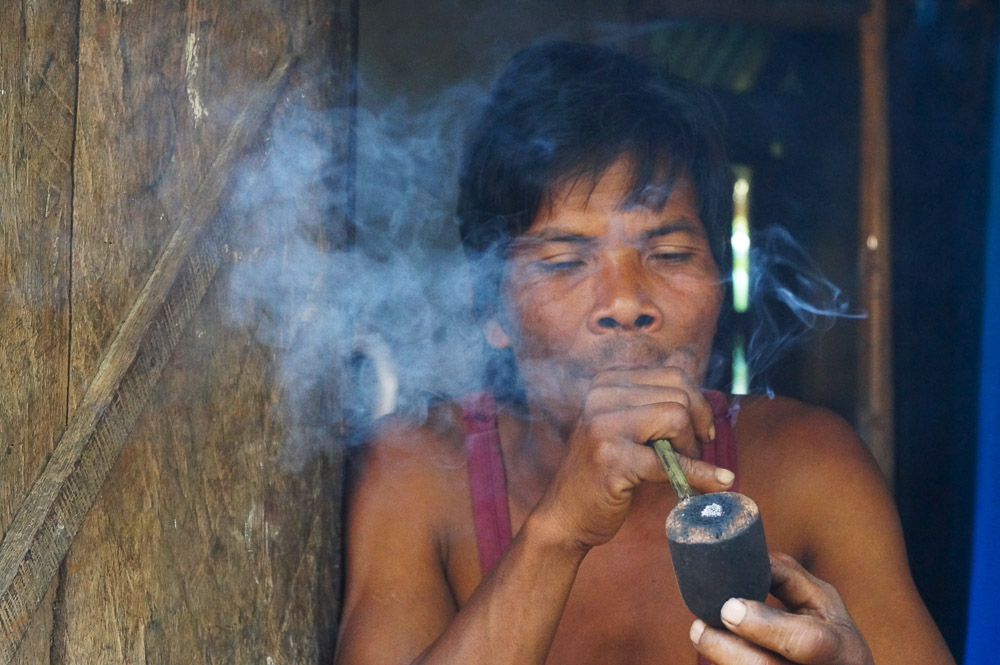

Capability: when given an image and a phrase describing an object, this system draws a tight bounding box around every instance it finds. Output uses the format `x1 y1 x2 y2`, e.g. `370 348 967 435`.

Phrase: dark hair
456 41 734 399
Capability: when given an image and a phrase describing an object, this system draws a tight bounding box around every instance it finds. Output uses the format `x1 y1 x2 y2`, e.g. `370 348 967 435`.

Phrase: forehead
528 160 703 237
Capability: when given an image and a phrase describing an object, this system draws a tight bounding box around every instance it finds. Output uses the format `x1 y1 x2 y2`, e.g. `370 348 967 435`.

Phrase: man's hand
690 553 874 665
532 357 736 553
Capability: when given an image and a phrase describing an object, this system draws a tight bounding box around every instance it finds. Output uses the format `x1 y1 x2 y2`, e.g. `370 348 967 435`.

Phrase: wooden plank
0 35 293 665
0 2 79 664
57 270 345 663
857 0 894 483
57 1 353 663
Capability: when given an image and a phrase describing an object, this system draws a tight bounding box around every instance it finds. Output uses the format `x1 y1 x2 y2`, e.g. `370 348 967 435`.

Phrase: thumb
638 441 736 494
673 452 736 495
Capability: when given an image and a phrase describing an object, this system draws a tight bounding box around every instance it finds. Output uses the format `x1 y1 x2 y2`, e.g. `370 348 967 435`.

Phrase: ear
483 317 512 350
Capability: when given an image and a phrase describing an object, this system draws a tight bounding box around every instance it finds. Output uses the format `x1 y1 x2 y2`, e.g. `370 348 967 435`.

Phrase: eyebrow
642 218 704 241
509 230 596 252
511 217 705 253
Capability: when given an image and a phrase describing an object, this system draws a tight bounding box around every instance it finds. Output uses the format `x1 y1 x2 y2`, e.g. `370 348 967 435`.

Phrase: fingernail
715 468 734 486
709 423 716 441
721 598 746 626
689 619 706 645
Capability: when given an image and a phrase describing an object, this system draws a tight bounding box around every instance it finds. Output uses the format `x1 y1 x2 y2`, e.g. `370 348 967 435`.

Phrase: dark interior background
888 1 996 654
357 0 998 658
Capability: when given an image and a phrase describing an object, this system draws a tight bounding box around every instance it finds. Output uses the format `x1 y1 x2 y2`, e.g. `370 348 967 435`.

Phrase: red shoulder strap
460 390 740 578
462 391 737 665
460 393 513 576
701 390 740 493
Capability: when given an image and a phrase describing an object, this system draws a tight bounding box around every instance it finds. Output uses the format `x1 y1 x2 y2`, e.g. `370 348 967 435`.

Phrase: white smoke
224 82 491 464
222 36 862 466
735 225 863 394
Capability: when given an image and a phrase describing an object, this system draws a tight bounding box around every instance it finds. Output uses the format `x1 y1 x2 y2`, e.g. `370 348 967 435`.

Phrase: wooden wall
0 1 354 662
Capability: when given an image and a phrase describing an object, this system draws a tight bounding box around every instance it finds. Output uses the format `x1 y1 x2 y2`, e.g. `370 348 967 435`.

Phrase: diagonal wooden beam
0 52 293 664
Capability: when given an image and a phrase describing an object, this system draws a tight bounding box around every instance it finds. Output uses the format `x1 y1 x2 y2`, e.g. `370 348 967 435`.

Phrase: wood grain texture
0 0 353 660
0 2 79 663
58 264 343 663
0 48 293 665
56 1 352 663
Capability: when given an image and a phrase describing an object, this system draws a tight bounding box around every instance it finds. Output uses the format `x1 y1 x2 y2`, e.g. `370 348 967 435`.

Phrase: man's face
488 159 723 419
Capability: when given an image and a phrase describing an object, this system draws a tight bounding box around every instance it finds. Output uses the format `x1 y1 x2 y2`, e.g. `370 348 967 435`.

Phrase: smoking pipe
652 439 771 627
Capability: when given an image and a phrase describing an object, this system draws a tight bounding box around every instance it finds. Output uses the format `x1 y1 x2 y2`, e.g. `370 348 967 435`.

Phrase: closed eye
539 258 586 272
649 251 693 263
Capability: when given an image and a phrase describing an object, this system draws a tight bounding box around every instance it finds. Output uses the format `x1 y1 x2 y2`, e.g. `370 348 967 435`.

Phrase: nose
587 254 663 334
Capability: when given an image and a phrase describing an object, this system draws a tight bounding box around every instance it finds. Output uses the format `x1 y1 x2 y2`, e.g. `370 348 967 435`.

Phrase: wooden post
0 2 356 662
0 55 292 665
858 0 895 483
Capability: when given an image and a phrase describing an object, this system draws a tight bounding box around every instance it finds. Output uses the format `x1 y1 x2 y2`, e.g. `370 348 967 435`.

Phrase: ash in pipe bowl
665 492 770 627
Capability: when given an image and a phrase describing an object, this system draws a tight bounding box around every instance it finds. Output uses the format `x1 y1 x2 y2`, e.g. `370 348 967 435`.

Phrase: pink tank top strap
701 389 740 493
460 392 513 576
459 389 740 585
461 391 737 665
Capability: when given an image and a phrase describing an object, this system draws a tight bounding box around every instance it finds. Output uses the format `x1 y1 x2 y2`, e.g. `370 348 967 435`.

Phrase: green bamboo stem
652 439 692 501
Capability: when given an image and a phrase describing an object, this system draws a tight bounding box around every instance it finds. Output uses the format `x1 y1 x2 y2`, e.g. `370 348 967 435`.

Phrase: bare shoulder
734 394 885 495
733 394 954 664
733 394 891 560
735 394 874 461
349 401 470 527
337 402 473 665
358 402 468 475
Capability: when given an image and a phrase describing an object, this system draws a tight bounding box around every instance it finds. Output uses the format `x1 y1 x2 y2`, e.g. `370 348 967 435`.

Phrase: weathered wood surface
0 51 293 665
0 3 79 664
1 0 353 663
61 2 351 663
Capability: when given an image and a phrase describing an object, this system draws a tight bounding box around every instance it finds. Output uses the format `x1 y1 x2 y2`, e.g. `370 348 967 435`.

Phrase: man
335 42 955 665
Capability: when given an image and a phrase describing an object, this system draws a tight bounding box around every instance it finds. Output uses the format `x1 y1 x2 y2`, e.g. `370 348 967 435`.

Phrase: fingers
718 599 841 665
587 387 712 454
624 442 735 494
589 368 716 446
691 619 794 665
582 365 726 495
674 449 736 494
691 554 874 665
768 553 838 613
631 401 701 458
692 604 847 665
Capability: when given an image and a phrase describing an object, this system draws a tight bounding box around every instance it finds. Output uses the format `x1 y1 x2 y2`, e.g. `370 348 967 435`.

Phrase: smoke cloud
225 81 491 463
223 39 861 465
737 225 862 395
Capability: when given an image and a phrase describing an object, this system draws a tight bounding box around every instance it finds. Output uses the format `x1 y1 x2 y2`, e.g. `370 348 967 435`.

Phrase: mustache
568 337 698 376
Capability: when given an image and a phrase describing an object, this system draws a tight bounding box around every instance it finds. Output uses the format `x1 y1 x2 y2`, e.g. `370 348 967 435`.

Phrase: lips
521 335 701 385
578 337 675 375
599 362 661 372
584 337 704 376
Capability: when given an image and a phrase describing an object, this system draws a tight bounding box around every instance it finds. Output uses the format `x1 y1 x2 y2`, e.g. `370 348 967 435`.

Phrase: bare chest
546 536 703 665
446 494 703 665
